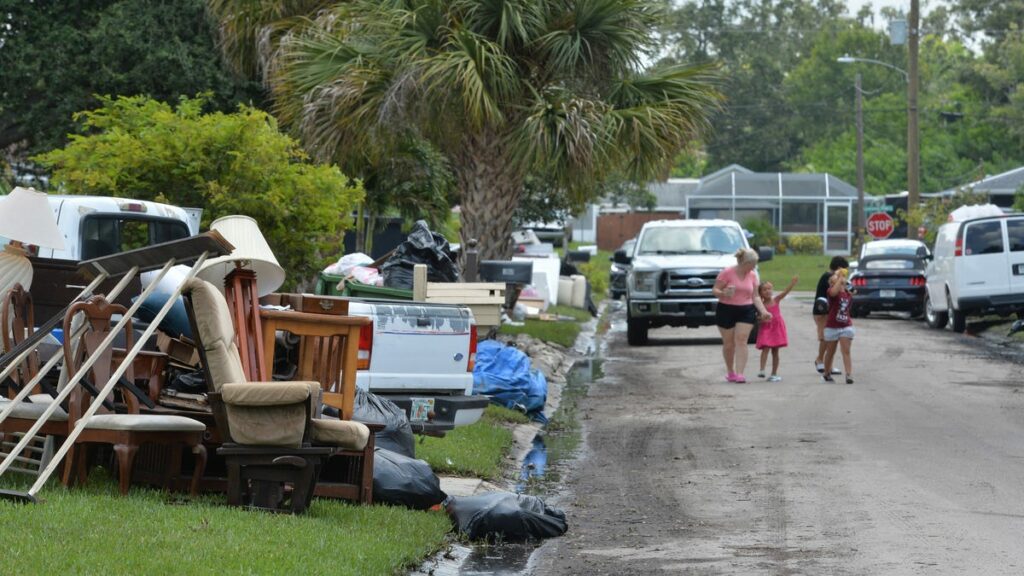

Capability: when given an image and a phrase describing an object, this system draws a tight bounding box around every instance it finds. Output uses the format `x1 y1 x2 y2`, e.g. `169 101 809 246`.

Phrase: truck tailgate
353 302 475 394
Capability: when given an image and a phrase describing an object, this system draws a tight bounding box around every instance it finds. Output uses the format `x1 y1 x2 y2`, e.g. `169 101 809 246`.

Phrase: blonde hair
734 247 759 265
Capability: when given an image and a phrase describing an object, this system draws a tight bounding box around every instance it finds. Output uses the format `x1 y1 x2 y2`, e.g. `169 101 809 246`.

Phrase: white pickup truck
20 194 487 431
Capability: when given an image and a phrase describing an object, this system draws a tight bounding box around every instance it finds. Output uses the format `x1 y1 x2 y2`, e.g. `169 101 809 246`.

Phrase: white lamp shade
196 215 285 297
0 187 65 250
0 246 34 295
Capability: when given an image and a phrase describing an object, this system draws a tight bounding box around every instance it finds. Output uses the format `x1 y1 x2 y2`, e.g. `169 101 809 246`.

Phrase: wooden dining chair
60 295 207 496
2 284 40 397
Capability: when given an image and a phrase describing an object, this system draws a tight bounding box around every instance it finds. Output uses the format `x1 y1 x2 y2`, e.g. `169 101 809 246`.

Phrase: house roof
937 166 1024 196
690 172 857 199
648 178 699 208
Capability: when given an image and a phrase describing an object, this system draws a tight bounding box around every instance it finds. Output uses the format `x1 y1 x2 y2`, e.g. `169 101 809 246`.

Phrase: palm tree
208 0 721 260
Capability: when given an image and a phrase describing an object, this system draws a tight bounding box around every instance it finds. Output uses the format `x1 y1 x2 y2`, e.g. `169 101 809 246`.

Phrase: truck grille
659 269 719 298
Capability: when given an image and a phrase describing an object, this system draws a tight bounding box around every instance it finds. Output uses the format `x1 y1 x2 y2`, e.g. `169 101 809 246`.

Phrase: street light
837 53 919 239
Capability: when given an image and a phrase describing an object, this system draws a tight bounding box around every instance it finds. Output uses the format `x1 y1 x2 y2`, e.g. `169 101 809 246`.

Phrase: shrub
786 234 823 254
742 217 779 249
578 259 609 297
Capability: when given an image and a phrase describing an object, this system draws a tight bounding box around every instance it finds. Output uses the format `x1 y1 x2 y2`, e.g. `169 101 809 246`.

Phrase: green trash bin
316 271 413 300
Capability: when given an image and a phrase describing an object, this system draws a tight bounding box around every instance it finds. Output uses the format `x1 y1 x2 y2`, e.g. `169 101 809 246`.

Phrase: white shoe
757 371 766 379
767 375 782 382
831 368 842 375
815 362 825 374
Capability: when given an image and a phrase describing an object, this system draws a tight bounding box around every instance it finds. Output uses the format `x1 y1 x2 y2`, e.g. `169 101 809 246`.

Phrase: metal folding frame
0 232 232 502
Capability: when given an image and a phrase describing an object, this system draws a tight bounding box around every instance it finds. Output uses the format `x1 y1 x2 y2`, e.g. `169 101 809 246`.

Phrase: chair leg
61 445 78 488
113 443 139 495
189 443 207 497
226 460 243 506
166 445 184 493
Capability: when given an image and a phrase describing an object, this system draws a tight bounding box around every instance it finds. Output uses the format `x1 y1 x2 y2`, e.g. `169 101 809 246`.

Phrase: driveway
531 293 1024 575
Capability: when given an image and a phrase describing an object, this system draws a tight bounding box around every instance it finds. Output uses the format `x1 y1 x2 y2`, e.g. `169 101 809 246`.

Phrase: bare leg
759 349 769 373
733 323 755 376
718 326 736 375
840 338 853 375
771 348 780 376
823 341 839 376
814 315 827 365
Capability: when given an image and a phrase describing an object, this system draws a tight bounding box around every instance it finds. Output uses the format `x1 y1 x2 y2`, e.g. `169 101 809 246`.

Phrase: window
963 221 1004 256
1007 219 1024 252
637 226 745 255
80 216 190 259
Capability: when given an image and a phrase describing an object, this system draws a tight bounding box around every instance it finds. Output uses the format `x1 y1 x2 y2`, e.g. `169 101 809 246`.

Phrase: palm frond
535 0 660 77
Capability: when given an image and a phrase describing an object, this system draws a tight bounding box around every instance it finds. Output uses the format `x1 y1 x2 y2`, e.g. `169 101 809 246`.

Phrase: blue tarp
473 339 548 423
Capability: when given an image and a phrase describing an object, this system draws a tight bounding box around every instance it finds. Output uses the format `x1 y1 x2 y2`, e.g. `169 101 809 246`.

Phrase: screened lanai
684 167 859 254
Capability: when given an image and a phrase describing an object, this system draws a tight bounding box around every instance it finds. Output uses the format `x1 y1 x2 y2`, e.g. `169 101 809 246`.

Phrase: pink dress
755 301 787 349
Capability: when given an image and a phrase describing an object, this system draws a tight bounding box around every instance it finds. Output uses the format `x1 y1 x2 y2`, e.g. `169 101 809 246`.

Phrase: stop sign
867 212 894 239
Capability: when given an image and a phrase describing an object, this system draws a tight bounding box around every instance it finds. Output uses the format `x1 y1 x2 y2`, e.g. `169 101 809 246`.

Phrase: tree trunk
453 131 523 262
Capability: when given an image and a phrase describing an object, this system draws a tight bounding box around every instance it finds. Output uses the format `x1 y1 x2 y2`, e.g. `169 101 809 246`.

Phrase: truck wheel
925 293 947 329
627 317 648 346
950 306 967 333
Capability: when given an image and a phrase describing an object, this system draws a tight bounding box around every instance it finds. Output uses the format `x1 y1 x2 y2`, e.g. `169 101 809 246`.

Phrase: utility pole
907 0 920 238
855 73 866 240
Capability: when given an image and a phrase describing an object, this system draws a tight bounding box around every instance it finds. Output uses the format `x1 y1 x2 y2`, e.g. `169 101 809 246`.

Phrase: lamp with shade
0 187 65 296
196 215 286 381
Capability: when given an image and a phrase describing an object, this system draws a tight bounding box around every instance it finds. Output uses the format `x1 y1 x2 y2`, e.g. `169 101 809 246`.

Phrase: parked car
848 239 930 318
925 209 1024 333
609 237 636 299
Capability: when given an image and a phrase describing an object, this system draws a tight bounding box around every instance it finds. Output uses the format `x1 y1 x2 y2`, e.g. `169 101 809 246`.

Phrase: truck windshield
637 226 745 255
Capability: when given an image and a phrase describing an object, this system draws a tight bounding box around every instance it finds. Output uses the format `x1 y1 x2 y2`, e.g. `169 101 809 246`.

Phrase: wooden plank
78 230 234 279
413 264 428 302
426 296 504 305
427 282 505 291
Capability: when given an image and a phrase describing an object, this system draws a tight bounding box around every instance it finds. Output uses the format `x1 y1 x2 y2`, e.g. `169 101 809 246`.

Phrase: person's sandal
822 374 835 383
733 374 747 383
846 375 855 385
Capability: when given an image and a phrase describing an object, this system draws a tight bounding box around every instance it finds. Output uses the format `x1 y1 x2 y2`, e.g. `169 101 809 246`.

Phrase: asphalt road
531 293 1024 575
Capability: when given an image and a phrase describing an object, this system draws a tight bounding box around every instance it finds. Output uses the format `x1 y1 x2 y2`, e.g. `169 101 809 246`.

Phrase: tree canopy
34 95 363 288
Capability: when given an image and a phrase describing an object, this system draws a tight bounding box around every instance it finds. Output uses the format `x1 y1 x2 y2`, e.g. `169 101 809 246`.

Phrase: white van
924 211 1024 332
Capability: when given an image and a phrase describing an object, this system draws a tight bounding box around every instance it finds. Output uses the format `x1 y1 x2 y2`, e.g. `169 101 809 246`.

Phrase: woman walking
712 248 772 383
813 256 848 374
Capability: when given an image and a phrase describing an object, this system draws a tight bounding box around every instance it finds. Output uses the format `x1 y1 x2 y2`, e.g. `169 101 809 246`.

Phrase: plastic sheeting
472 340 547 423
446 491 568 541
351 388 415 458
380 220 460 289
372 448 445 510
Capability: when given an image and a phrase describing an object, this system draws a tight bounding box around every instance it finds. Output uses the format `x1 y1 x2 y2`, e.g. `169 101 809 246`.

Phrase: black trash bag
351 388 415 458
372 448 446 510
445 491 568 541
167 368 207 394
381 220 460 289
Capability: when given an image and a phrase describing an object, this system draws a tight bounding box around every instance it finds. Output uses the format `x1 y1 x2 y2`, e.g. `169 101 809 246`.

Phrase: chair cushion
185 278 246 392
0 398 69 421
221 382 315 406
311 418 370 451
84 414 206 432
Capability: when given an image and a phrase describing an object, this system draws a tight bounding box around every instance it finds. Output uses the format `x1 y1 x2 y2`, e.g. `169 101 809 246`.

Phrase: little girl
756 276 799 381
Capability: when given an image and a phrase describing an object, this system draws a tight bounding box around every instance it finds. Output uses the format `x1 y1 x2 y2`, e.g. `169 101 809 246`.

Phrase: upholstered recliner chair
183 278 375 509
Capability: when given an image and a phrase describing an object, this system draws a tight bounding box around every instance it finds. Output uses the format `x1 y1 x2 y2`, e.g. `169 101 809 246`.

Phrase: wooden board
77 231 234 279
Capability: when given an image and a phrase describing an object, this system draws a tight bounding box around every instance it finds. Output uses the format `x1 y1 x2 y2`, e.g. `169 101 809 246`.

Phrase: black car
609 238 636 299
849 239 931 318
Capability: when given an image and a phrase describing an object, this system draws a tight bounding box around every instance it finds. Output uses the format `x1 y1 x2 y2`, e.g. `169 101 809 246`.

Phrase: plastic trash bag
446 491 568 541
473 340 547 422
372 448 446 510
324 252 373 276
351 388 415 458
381 220 460 289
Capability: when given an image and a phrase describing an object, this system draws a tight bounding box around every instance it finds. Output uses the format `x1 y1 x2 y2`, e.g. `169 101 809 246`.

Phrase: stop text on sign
867 212 894 239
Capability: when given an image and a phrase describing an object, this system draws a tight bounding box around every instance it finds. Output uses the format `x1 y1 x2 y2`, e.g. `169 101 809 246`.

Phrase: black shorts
812 297 829 316
715 303 757 329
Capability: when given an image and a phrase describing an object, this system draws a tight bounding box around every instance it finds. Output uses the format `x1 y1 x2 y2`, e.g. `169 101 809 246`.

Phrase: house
931 166 1024 208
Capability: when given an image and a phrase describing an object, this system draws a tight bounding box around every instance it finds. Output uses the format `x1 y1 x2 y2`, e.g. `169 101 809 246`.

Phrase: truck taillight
467 325 478 372
357 323 373 370
955 236 963 257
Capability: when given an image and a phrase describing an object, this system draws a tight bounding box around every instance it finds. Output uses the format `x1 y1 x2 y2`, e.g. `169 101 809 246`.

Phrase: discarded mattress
472 339 547 422
446 491 568 541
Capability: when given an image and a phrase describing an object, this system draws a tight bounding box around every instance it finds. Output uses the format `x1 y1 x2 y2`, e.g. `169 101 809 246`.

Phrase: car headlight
632 271 658 294
610 264 623 273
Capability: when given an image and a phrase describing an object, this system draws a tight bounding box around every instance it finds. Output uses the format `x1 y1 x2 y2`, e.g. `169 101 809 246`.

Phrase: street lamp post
837 54 917 239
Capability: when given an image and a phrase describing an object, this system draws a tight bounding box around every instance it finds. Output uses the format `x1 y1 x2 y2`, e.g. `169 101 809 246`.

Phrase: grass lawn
758 254 837 292
0 470 450 576
500 319 580 348
417 405 526 480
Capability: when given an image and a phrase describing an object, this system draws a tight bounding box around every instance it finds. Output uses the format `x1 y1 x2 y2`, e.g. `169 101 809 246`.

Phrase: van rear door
956 219 1008 305
1006 218 1024 297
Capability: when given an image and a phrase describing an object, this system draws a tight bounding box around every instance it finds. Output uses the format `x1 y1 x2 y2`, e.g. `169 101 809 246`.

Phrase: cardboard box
156 332 200 367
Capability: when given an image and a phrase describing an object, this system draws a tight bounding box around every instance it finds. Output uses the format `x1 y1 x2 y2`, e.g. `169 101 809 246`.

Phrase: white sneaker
815 362 825 374
831 368 842 375
767 375 782 382
757 371 766 378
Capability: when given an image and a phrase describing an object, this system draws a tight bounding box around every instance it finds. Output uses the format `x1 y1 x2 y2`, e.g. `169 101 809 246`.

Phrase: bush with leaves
786 234 824 255
742 218 780 250
34 95 363 288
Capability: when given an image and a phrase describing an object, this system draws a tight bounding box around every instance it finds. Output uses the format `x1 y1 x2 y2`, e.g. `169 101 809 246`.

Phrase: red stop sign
867 212 894 239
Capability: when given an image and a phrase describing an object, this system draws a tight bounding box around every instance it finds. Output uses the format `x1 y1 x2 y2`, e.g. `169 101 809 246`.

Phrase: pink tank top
716 266 759 306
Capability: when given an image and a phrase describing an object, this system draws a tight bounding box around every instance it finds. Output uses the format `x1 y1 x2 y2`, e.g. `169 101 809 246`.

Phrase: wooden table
258 309 370 420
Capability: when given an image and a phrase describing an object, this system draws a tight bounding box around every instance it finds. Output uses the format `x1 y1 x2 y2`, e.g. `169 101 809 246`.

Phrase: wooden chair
2 284 40 397
183 278 379 504
60 296 207 496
